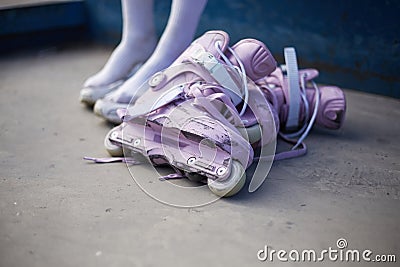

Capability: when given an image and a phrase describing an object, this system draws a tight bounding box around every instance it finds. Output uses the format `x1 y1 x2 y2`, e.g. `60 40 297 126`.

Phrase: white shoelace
280 73 320 150
214 41 249 116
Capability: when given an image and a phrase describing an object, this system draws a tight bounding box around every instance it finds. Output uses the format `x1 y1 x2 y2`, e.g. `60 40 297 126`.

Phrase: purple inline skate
255 47 346 158
90 30 346 197
102 30 278 197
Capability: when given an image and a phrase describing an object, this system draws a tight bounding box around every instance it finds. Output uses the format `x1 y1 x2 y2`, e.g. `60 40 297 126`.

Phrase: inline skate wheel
207 160 246 197
104 127 123 157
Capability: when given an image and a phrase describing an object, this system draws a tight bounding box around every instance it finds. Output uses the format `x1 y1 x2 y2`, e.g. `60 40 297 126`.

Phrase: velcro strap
284 47 301 131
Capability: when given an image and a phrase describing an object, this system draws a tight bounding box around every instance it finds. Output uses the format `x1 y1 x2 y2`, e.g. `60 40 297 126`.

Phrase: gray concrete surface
0 46 399 267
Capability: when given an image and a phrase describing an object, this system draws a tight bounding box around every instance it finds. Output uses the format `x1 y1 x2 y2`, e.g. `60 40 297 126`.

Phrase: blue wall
84 0 400 98
0 1 87 51
1 0 399 98
199 0 400 98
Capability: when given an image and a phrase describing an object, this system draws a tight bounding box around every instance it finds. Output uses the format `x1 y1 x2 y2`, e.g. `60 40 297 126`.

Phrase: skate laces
215 41 249 116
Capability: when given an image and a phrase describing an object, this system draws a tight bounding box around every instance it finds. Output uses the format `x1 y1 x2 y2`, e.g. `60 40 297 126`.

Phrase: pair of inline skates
86 30 346 197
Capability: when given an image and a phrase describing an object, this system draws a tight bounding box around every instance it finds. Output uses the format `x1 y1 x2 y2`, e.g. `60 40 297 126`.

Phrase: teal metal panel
1 0 399 97
0 1 86 35
0 1 87 52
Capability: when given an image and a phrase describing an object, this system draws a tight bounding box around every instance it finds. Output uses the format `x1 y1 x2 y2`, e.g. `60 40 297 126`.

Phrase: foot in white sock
94 0 208 123
80 0 157 105
83 35 157 88
106 0 208 103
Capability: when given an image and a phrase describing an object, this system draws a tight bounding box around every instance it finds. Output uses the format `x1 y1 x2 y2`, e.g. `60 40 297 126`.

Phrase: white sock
84 0 157 88
109 0 208 103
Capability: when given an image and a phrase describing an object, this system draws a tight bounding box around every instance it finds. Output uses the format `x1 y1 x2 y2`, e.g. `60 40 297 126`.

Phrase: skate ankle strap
283 47 301 131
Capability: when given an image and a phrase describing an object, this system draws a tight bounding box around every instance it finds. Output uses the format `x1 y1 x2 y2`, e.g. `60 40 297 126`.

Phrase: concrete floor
0 45 399 267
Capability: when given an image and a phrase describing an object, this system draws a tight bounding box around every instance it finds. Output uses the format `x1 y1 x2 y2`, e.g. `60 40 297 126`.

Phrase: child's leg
83 0 157 88
106 0 208 103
